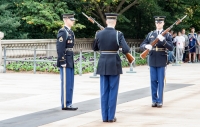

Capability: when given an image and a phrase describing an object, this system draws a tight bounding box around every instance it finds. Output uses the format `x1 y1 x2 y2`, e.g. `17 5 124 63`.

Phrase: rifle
82 12 104 30
140 15 187 59
126 52 135 64
82 12 135 64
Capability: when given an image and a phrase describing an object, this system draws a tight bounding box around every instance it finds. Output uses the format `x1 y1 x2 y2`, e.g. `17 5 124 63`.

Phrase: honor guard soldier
56 13 78 110
93 13 130 122
140 16 173 108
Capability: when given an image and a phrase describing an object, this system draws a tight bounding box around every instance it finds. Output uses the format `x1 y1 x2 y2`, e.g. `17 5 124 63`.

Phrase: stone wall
0 38 143 58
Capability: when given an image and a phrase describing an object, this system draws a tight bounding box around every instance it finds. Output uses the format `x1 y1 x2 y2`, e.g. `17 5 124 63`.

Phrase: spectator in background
172 32 177 43
182 29 189 62
196 31 200 62
173 31 185 63
169 30 174 37
172 32 177 61
188 27 197 63
168 30 175 63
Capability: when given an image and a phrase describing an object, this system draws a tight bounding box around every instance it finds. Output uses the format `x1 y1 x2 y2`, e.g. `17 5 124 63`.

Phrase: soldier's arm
56 29 67 65
159 33 173 51
93 31 100 51
118 32 130 54
140 32 151 51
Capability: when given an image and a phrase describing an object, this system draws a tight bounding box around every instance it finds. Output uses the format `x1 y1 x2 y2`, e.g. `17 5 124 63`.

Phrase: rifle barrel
82 12 104 30
82 12 89 19
180 15 187 21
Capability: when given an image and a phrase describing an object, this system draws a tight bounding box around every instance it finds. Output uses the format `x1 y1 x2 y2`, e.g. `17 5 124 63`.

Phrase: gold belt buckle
156 47 158 51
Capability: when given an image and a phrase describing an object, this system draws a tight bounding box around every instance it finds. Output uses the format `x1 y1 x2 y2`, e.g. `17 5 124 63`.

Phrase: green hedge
5 52 147 74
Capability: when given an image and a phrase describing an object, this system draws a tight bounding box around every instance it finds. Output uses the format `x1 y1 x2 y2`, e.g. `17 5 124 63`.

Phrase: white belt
66 48 73 51
100 51 118 54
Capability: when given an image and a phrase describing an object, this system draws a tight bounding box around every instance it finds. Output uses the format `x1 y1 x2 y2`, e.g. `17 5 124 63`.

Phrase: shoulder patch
59 36 63 42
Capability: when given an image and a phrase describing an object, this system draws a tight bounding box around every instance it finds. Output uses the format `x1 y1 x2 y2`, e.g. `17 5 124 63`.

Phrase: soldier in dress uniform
140 16 173 108
56 13 78 110
93 13 130 122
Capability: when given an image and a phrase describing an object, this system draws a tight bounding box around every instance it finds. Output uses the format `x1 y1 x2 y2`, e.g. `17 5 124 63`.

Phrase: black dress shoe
62 105 78 110
108 117 117 123
103 120 108 122
157 103 163 108
152 102 157 107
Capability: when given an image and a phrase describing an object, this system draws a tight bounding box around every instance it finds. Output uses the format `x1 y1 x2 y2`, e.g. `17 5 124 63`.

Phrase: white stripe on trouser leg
162 67 166 104
63 67 66 108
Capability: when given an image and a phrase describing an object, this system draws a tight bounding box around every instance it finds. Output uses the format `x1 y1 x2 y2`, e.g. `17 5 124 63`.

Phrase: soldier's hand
145 44 152 50
157 34 165 41
61 64 66 68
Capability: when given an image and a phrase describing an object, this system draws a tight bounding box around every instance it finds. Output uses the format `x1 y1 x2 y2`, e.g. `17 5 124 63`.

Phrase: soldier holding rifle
56 13 78 111
140 16 173 108
93 13 130 122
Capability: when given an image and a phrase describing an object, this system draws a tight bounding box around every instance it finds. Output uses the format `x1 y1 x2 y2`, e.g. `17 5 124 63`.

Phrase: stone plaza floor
0 63 200 127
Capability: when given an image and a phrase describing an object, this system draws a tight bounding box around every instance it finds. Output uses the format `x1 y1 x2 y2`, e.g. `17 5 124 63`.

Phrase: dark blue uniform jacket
93 27 130 75
56 26 75 68
140 30 173 67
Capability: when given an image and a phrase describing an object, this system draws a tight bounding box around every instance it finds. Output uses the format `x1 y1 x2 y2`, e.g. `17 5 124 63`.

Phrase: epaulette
116 30 122 33
58 28 68 40
95 30 102 34
58 28 65 33
149 31 153 34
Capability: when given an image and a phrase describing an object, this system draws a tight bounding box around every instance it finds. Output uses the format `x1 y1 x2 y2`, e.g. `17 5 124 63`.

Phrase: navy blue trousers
59 67 74 108
150 66 165 104
100 75 120 121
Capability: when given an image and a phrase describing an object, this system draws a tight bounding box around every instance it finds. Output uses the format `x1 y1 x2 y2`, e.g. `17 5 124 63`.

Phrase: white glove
145 44 152 50
61 64 66 68
157 34 165 41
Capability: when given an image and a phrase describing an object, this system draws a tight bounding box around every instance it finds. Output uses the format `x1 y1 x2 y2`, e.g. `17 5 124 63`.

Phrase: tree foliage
161 0 200 33
0 0 25 39
0 0 85 39
0 0 200 39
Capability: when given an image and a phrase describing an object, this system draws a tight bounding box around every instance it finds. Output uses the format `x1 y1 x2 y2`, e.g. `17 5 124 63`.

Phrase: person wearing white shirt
182 29 189 62
173 31 185 63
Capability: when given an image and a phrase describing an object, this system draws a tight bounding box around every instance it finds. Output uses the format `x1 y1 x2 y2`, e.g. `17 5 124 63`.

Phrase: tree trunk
94 2 106 26
119 0 139 14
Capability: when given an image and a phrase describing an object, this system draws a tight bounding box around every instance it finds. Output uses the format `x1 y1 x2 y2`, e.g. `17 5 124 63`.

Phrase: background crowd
168 27 200 63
